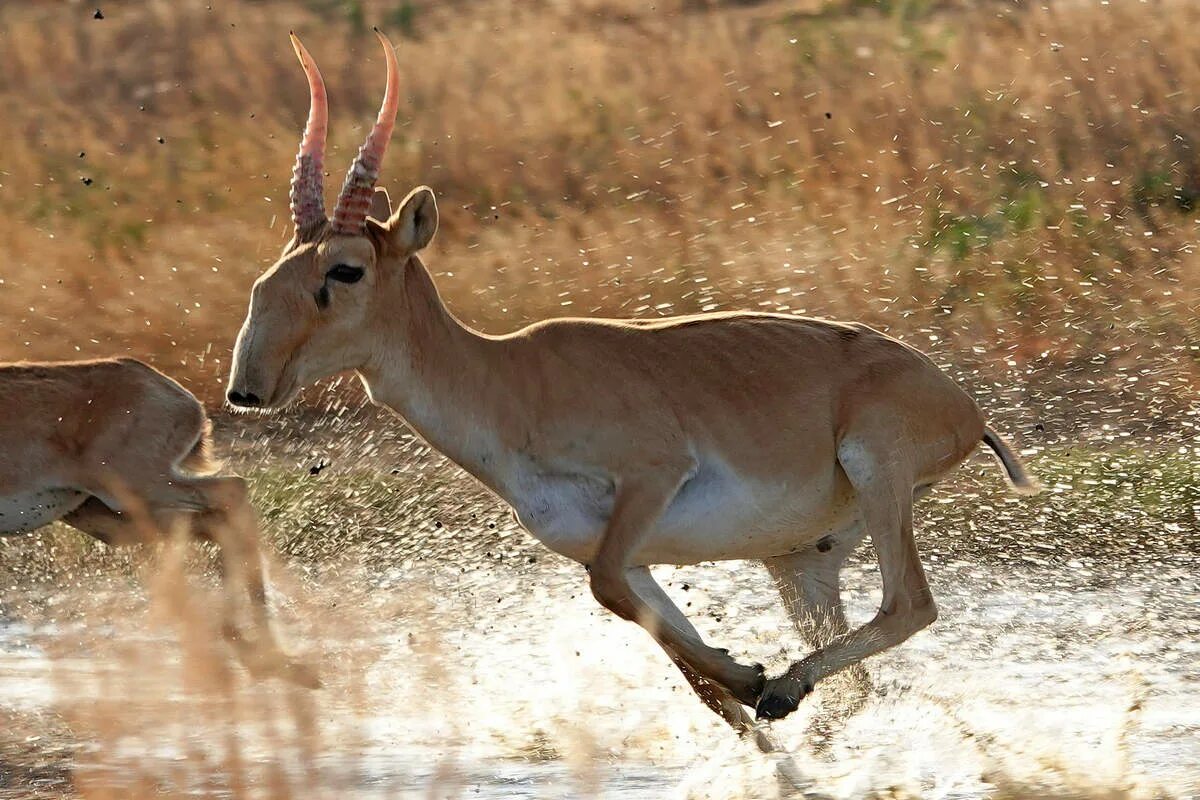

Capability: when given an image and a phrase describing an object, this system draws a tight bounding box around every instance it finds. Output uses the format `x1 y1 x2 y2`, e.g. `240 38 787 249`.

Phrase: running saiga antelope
229 32 1038 729
0 358 315 686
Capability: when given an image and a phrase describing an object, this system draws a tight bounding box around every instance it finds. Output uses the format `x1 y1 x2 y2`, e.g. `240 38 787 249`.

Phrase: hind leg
756 423 936 720
170 475 319 689
763 538 871 743
65 481 263 639
762 533 870 694
72 473 317 688
64 494 253 653
63 496 181 546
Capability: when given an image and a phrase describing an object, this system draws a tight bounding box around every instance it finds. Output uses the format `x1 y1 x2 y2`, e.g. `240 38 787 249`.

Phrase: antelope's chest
0 488 88 535
505 470 613 563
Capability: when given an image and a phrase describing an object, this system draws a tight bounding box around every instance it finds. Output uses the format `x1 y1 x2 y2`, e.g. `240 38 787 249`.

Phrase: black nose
227 390 262 408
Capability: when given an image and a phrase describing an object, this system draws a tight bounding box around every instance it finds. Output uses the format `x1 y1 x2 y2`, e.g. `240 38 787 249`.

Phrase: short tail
981 425 1041 495
179 418 221 476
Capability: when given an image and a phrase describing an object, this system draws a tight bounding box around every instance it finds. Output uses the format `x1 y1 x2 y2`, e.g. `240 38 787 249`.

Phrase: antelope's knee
900 592 938 632
914 595 938 629
588 568 633 618
878 590 938 634
198 478 255 527
907 582 938 627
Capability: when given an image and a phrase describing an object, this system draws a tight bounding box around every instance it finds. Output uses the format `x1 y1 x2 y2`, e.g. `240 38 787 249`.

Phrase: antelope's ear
368 187 392 222
385 186 438 254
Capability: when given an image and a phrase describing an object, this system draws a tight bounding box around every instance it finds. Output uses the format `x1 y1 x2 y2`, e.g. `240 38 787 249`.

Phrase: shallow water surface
1 514 1197 799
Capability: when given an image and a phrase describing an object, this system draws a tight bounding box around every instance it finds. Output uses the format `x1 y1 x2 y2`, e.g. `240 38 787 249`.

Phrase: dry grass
0 0 1196 403
0 3 1196 794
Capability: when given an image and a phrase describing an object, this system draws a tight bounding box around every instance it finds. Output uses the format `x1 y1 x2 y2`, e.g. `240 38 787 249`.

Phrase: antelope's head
227 32 438 411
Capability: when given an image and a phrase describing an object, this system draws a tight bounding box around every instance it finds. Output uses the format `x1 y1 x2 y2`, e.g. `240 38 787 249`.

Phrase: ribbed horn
289 33 329 233
331 29 400 235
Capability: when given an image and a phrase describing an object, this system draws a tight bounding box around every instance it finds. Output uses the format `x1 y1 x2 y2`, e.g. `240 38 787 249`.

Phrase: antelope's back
0 359 206 483
520 311 964 410
514 312 983 476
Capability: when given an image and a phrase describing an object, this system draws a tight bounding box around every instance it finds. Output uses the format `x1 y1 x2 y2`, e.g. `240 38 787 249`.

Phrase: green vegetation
2 443 1193 588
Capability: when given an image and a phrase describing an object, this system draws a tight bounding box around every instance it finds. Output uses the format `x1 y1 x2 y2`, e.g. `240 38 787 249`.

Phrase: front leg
588 469 764 707
624 567 781 754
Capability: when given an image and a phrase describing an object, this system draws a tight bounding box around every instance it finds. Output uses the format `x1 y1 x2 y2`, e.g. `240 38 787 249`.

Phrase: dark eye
326 264 364 284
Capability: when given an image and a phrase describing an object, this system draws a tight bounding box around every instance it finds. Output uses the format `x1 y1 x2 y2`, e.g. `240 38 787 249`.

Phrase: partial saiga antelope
229 32 1038 731
0 358 314 686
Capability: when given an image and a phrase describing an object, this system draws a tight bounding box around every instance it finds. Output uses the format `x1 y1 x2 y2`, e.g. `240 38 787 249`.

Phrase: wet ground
1 544 1197 798
0 400 1197 799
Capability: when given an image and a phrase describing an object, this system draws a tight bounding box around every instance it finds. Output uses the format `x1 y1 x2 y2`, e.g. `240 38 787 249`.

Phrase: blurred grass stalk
0 0 1196 403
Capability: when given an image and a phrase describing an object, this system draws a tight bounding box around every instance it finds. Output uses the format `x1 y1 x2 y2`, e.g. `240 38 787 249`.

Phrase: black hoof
729 662 766 708
755 677 812 721
756 691 799 721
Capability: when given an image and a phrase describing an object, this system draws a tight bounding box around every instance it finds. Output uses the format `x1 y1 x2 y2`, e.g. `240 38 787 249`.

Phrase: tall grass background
0 0 1196 406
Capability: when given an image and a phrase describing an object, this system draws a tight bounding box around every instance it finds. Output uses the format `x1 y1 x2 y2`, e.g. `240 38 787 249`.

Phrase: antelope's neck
357 256 520 490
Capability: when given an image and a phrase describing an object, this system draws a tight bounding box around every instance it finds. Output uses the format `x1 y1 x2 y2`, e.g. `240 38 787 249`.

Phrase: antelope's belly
644 464 852 564
0 488 88 535
507 461 850 566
